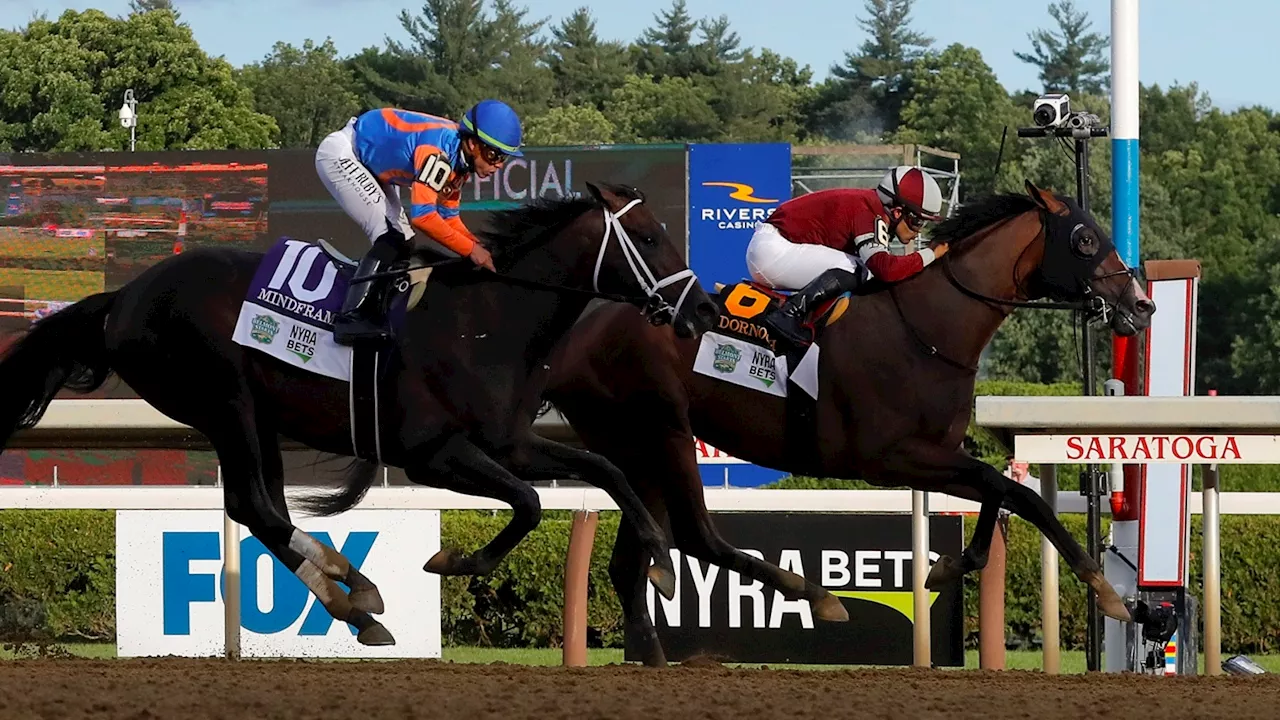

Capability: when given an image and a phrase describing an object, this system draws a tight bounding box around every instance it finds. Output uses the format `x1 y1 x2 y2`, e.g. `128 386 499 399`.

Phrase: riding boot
332 231 407 346
761 267 866 346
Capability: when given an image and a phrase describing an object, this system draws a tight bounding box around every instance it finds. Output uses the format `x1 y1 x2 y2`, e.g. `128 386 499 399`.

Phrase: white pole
1040 464 1060 674
220 466 241 661
912 489 931 667
1203 463 1221 675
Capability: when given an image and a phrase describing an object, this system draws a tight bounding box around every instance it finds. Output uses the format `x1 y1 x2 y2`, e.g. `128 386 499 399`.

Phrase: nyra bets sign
628 512 964 666
115 509 441 658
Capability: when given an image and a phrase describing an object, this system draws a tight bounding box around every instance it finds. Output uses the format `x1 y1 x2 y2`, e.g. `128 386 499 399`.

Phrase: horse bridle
592 197 698 326
891 208 1137 372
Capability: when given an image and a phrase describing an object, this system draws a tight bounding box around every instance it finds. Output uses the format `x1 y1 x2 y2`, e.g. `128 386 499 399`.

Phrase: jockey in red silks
748 166 949 346
314 100 524 345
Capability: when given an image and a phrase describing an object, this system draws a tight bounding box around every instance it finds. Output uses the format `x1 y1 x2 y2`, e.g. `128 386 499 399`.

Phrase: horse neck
898 212 1044 369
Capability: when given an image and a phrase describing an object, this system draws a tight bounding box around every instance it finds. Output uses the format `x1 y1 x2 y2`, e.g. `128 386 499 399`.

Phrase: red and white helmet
876 166 943 222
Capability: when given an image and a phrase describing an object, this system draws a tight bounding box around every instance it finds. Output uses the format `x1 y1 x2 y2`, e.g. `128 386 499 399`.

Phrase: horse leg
611 499 672 668
996 475 1132 622
875 438 1132 623
650 429 849 623
408 434 542 577
256 419 384 615
211 407 394 646
506 434 677 600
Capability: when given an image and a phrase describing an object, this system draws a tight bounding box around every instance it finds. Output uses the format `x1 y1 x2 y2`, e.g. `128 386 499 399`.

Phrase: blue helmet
461 99 524 158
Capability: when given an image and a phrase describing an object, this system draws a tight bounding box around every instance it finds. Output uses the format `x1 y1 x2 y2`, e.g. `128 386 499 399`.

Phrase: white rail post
912 489 931 667
220 466 241 661
1040 464 1060 674
1203 462 1221 675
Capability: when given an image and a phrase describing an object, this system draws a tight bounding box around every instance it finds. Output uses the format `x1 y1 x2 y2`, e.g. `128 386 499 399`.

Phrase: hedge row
4 508 1280 654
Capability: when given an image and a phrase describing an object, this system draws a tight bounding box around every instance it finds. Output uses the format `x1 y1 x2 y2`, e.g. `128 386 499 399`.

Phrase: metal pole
912 489 931 667
979 514 1008 670
1203 463 1221 675
563 510 599 667
223 506 241 661
1040 464 1060 674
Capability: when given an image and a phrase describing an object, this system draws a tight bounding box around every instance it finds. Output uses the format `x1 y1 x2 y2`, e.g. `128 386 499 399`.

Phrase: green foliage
1012 0 1110 95
237 38 361 149
0 9 276 152
0 510 114 642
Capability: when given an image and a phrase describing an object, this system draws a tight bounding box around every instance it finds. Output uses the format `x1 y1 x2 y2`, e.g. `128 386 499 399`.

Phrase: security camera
1033 93 1071 128
118 103 135 128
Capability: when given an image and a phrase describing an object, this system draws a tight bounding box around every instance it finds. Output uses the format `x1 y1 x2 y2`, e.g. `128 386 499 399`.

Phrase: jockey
314 99 524 345
747 166 948 346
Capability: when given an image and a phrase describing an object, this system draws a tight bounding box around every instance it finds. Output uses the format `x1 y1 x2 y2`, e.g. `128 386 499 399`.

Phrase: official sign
116 509 441 658
1014 434 1280 463
626 512 964 666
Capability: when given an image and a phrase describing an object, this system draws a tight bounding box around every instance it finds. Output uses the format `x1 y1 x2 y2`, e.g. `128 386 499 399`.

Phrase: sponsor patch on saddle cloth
231 237 356 381
692 330 819 401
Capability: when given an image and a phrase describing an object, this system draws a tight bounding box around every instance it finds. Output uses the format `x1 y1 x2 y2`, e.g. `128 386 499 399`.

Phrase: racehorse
0 181 716 646
543 180 1157 666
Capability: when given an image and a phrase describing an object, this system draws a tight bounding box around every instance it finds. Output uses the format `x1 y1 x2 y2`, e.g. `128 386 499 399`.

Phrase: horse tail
0 291 119 447
295 459 381 518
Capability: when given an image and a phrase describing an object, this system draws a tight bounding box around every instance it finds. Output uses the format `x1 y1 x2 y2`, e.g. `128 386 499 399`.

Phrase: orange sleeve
408 145 475 257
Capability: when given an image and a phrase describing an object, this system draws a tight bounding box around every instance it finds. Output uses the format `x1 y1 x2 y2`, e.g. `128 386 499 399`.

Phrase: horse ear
1025 179 1069 215
585 181 607 204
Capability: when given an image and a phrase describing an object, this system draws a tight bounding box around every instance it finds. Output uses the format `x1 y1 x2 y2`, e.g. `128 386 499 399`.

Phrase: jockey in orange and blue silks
314 99 524 345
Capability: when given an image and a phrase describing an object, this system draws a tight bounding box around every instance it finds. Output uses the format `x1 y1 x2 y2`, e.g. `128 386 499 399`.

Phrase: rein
890 207 1133 372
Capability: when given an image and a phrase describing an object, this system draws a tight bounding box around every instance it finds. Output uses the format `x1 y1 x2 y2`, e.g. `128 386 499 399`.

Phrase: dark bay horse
0 181 715 646
544 180 1156 666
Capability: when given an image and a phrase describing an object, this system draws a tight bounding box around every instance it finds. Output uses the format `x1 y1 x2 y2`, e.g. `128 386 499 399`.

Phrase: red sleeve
865 252 925 282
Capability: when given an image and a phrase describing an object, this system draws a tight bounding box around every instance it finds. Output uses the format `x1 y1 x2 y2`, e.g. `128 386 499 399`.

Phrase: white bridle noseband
591 197 698 324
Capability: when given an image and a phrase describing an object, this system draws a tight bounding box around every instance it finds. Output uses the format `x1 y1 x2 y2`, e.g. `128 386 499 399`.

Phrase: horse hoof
647 564 677 601
424 548 469 575
924 555 961 590
811 593 850 622
1084 571 1133 622
357 622 396 647
349 587 385 615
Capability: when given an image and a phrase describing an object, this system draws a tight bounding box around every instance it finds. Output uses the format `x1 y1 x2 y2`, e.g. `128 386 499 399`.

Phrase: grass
5 643 1279 675
0 268 103 301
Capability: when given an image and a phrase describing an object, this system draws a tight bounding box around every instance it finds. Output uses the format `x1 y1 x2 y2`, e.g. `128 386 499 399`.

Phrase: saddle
710 279 851 354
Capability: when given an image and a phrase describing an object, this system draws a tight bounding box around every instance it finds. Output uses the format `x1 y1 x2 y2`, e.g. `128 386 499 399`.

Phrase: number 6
416 154 451 191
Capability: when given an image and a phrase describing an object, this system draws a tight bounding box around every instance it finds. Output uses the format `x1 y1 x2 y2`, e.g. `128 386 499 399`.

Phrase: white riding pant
314 118 413 245
745 222 863 290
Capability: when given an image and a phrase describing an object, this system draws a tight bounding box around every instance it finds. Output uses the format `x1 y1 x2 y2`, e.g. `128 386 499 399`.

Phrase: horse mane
409 182 645 272
927 192 1040 250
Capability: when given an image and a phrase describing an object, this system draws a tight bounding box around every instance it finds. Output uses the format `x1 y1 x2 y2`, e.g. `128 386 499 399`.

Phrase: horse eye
1072 225 1099 256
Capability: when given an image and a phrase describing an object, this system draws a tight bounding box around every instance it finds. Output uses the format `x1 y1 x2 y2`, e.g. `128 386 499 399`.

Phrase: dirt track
2 658 1277 719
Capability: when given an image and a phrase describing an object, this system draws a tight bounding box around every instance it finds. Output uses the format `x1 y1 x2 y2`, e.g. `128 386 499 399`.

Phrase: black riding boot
332 231 407 346
761 268 866 346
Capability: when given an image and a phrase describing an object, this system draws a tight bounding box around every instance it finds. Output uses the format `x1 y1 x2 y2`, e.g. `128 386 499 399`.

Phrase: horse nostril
1136 298 1156 315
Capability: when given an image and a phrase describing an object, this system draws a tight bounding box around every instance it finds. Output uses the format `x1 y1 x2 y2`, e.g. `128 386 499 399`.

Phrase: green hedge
5 508 1280 654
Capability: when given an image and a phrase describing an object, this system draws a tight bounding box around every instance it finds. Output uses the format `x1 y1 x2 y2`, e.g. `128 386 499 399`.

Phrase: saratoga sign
1014 434 1280 463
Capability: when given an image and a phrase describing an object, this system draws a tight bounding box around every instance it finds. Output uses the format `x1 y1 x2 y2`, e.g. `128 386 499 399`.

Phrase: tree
129 0 175 13
1014 0 1109 94
632 0 699 79
0 9 275 152
602 74 719 143
819 0 932 137
238 38 361 149
523 104 616 146
544 7 629 108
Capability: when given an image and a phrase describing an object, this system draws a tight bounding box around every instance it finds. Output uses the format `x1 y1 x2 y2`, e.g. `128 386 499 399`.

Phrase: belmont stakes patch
232 238 353 381
693 331 791 398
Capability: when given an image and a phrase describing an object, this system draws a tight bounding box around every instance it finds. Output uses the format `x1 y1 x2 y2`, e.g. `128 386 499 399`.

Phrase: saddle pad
232 237 353 381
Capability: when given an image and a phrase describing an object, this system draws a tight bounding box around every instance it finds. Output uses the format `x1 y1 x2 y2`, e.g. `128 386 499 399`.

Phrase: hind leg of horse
506 434 677 600
256 421 385 615
213 410 394 645
649 430 849 623
408 434 542 577
610 497 672 668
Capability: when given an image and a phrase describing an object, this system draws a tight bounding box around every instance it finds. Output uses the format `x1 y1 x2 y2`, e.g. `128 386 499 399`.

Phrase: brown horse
543 180 1156 666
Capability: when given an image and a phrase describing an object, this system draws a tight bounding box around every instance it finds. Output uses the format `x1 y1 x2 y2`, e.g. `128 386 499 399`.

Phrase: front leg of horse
507 434 678 601
407 434 543 578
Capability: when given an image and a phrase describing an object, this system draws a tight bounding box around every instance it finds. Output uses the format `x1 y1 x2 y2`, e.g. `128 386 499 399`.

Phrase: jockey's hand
931 242 949 259
469 243 496 272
